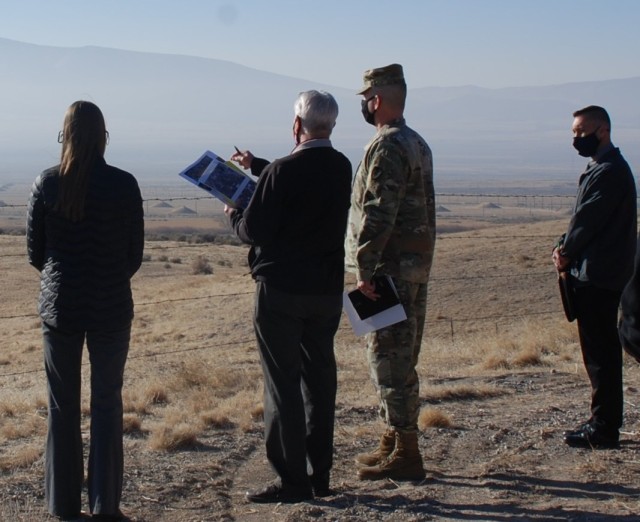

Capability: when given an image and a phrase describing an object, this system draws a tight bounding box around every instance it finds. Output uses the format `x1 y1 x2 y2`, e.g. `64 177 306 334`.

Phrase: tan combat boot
355 429 396 466
357 430 426 481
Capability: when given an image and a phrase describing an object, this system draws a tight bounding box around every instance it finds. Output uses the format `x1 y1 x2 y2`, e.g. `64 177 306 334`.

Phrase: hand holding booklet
178 150 256 208
343 276 407 336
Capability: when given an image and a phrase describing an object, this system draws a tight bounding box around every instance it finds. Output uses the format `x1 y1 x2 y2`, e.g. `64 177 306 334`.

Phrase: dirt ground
5 369 640 521
2 214 640 521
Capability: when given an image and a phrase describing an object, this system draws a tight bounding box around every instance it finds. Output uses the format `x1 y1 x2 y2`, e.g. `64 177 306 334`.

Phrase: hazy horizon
1 38 639 189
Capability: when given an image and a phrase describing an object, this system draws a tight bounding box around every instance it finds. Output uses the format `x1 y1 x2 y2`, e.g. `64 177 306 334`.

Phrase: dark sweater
27 158 144 330
230 145 352 295
561 147 637 291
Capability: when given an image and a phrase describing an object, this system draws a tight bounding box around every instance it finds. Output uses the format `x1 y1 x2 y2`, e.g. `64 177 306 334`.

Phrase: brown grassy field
2 204 640 521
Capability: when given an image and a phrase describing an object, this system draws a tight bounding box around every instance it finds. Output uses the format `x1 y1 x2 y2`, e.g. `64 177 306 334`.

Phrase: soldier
345 64 436 480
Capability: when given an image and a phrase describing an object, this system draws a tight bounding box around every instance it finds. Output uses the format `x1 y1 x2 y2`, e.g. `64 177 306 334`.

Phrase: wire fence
0 193 572 380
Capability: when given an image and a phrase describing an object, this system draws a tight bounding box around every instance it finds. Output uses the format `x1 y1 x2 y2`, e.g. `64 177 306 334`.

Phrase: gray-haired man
227 90 352 502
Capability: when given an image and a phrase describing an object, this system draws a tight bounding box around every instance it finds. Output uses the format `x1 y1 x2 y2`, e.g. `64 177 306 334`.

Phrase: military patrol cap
356 63 406 95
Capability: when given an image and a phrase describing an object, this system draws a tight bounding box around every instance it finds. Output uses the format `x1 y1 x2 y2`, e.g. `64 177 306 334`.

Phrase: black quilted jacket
26 158 144 331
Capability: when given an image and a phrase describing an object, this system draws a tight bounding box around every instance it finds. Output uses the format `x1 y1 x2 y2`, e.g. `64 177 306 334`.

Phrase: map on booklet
178 150 256 208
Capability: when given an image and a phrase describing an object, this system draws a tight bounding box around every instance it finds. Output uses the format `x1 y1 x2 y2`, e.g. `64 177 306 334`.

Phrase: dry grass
1 415 46 441
0 444 42 472
191 254 213 275
200 411 234 429
423 317 581 374
123 413 144 435
5 214 625 520
148 408 204 451
422 383 505 403
418 407 453 430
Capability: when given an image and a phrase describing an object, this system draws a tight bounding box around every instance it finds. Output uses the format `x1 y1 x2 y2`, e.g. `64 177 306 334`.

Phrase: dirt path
4 368 640 520
112 372 640 520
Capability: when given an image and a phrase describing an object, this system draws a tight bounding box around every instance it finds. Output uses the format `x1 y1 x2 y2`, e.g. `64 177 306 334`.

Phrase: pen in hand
232 146 254 170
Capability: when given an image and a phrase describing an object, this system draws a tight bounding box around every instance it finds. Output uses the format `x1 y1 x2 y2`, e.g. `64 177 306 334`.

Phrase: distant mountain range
1 37 639 187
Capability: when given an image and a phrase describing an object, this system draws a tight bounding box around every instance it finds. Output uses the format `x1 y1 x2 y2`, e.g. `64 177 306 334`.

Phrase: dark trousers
43 322 130 518
253 282 341 492
574 285 623 434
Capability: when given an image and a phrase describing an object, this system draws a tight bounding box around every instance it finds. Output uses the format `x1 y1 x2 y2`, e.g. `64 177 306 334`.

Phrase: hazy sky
2 0 639 89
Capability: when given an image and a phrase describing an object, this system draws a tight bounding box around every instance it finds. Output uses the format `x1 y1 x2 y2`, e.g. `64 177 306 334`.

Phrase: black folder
347 276 401 320
558 271 576 322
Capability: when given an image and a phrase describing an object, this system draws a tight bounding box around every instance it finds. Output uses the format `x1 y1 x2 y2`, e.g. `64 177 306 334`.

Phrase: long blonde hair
55 101 108 221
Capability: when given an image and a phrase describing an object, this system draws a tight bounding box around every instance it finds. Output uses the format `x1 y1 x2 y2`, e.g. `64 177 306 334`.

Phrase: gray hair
293 90 338 137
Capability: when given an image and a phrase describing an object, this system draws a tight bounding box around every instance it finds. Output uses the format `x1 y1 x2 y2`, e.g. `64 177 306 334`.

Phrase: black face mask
573 129 600 157
361 96 376 126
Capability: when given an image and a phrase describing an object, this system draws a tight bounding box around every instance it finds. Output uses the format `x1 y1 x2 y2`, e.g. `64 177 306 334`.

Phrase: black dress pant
253 282 341 492
574 285 623 435
43 322 130 518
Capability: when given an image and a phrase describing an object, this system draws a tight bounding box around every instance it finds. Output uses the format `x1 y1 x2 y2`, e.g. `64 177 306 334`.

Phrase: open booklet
178 150 257 208
343 275 407 336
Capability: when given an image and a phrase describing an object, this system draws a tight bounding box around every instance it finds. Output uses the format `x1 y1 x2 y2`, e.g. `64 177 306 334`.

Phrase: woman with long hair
27 101 144 521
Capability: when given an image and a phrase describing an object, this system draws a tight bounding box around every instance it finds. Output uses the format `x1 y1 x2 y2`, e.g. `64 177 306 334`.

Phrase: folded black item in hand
558 271 576 322
347 276 401 320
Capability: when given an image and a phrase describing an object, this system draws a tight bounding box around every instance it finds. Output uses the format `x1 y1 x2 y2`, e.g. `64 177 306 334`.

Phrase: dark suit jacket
561 147 637 292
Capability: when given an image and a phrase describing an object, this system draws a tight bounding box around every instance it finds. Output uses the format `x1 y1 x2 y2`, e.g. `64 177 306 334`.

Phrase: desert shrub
142 254 152 262
216 234 243 246
250 405 264 421
123 414 143 435
422 384 504 402
200 412 234 430
512 348 543 367
148 423 200 451
0 445 42 471
192 234 217 244
170 257 182 264
418 408 452 430
192 255 213 275
158 254 169 262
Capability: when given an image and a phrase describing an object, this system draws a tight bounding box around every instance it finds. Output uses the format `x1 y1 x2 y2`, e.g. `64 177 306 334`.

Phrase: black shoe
57 513 90 522
92 511 130 521
246 482 313 504
563 422 591 437
563 423 619 449
312 485 335 498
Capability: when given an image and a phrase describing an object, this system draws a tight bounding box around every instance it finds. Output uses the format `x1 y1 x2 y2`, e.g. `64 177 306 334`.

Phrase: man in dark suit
553 105 636 449
226 90 352 502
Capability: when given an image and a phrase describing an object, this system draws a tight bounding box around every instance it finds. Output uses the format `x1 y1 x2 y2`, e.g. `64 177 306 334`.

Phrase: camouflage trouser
365 277 427 431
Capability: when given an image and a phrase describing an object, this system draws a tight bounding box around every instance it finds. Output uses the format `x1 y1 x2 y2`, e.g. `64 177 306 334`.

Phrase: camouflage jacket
345 118 435 284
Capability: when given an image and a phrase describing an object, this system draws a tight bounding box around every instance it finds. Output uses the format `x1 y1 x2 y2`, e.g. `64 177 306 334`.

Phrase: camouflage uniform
345 103 435 430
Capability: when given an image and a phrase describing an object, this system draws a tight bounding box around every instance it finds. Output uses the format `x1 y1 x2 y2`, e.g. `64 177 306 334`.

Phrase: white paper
343 290 407 336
